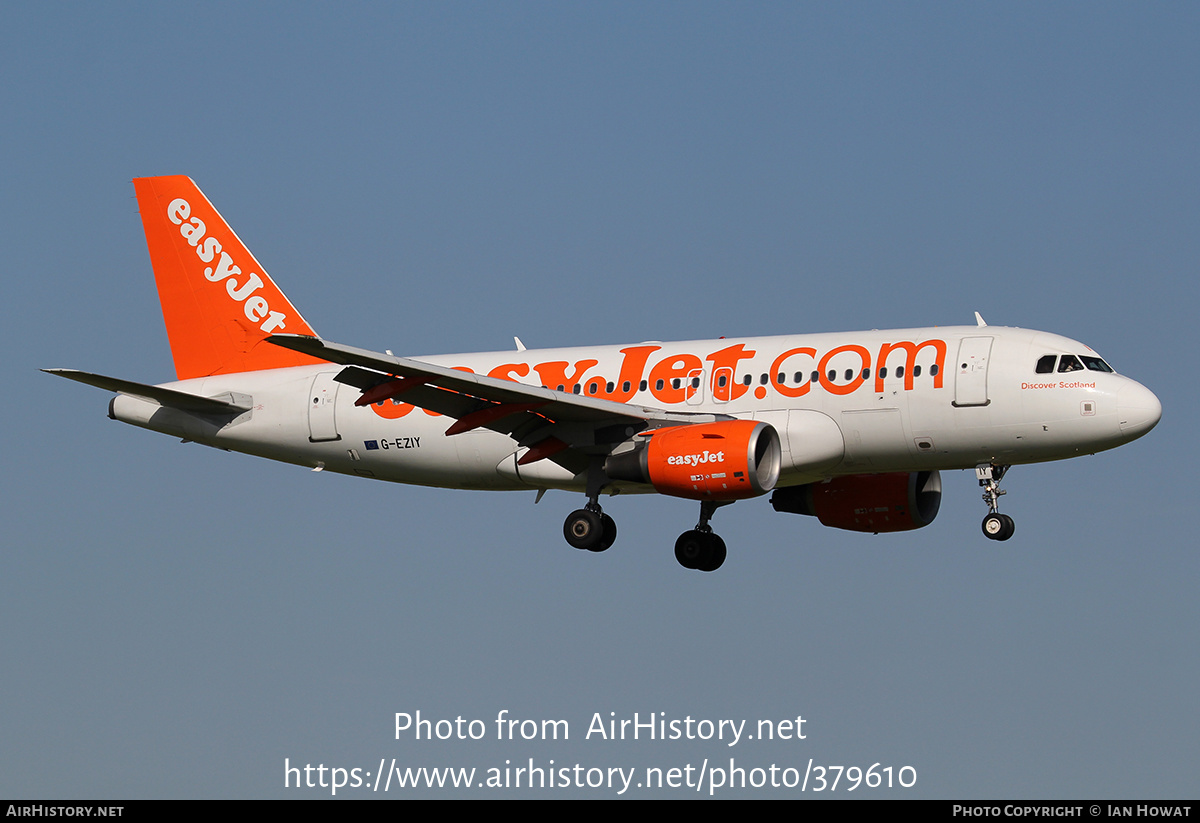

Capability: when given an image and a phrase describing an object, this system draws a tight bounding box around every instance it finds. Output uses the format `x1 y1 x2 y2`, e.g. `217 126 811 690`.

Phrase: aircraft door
712 367 733 403
954 336 993 407
308 372 342 442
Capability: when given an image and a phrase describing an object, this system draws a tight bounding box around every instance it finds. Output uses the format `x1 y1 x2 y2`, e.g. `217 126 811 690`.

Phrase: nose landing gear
977 463 1015 541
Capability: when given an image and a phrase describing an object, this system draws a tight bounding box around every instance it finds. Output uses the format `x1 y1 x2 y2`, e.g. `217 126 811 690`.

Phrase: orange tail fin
134 176 322 380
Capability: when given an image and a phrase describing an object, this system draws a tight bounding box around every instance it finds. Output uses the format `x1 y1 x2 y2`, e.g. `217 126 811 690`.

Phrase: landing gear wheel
564 509 604 551
982 512 1015 541
675 531 704 570
977 464 1015 542
998 513 1015 540
698 533 726 572
597 513 617 552
674 530 726 572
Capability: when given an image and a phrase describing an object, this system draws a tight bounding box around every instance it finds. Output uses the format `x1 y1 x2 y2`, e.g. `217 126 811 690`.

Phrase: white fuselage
109 325 1161 494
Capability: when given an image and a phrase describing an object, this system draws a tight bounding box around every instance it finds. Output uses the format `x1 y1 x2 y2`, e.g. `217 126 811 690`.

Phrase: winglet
133 176 323 380
974 311 987 327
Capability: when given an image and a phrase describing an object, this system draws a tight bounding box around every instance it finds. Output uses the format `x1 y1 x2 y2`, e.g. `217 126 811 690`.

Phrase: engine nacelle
770 470 941 532
605 420 781 501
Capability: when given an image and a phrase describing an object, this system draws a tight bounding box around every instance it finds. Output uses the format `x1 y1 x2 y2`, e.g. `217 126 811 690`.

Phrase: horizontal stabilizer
42 369 251 415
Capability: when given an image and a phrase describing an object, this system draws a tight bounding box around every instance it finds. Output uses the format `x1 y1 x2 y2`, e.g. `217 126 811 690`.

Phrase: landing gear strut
560 460 735 569
674 500 729 572
977 463 1015 541
563 460 616 552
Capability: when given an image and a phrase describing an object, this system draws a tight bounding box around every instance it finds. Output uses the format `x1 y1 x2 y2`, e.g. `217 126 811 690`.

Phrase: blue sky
2 2 1196 798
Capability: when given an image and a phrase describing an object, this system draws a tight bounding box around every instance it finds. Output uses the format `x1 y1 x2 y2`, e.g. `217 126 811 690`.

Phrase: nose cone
1117 380 1162 440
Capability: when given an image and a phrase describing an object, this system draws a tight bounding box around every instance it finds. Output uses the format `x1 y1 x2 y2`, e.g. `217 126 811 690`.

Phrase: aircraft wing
268 334 728 472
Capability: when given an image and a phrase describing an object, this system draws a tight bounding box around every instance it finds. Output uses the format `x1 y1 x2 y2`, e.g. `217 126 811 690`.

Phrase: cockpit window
1035 355 1056 374
1080 355 1114 373
1058 355 1084 373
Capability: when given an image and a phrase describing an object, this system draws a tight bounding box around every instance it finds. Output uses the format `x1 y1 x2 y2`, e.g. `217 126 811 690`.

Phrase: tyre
698 534 726 572
674 531 703 569
564 509 603 550
595 513 617 552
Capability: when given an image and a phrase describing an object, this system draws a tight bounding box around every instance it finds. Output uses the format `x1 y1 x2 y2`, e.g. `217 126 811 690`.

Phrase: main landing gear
563 504 617 553
563 462 617 553
674 501 729 572
977 463 1015 541
561 491 730 571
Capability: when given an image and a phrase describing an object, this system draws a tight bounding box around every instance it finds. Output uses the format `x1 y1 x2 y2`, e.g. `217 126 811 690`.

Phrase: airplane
45 176 1162 572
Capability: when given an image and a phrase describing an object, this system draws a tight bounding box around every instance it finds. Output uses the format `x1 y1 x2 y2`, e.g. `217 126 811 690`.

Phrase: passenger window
810 371 819 383
930 364 939 376
913 365 921 377
760 374 769 385
622 381 631 392
794 372 803 383
862 368 870 380
879 367 888 379
827 370 836 381
655 379 664 391
1035 355 1056 374
844 369 853 381
718 374 728 387
607 382 615 393
777 372 786 384
1058 355 1084 373
639 380 647 392
896 366 904 379
743 375 752 386
672 378 681 389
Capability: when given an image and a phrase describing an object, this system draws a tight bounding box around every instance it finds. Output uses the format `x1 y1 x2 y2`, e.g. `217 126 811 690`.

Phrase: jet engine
770 470 941 532
605 420 781 501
